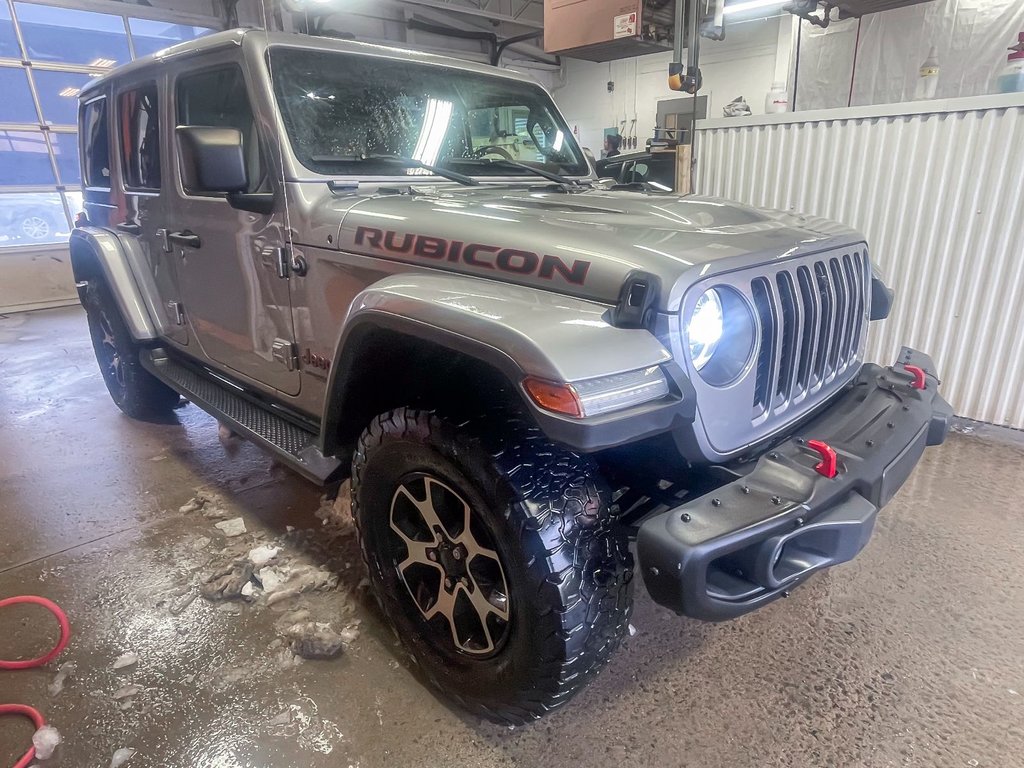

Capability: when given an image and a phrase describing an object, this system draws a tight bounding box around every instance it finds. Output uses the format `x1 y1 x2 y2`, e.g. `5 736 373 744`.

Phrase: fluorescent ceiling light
58 87 80 98
410 97 454 169
723 0 785 14
89 57 116 68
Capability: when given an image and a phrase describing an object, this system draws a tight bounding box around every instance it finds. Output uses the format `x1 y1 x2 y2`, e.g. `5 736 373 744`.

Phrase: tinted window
81 98 110 188
119 84 160 190
32 70 93 126
268 47 588 178
0 67 38 123
0 130 55 186
129 19 212 58
14 3 129 67
177 66 264 193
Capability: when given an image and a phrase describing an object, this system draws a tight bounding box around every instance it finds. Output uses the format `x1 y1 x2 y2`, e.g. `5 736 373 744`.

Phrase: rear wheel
352 407 633 723
82 279 180 418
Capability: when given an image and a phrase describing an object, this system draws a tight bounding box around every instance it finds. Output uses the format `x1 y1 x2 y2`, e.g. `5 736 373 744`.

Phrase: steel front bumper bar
637 348 953 621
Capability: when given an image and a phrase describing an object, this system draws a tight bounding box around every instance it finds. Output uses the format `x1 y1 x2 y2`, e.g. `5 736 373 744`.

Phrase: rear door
166 57 299 395
109 78 188 345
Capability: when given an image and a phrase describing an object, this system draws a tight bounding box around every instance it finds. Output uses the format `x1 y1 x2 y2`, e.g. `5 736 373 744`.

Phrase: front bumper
637 347 952 621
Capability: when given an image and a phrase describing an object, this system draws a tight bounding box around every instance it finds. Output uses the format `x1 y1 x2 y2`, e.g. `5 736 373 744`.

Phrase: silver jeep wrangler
72 29 952 723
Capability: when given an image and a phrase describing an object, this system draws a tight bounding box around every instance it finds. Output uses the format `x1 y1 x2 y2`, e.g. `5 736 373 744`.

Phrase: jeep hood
328 186 863 311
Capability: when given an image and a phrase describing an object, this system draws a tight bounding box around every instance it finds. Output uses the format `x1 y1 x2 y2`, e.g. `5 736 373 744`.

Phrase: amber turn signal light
522 377 582 418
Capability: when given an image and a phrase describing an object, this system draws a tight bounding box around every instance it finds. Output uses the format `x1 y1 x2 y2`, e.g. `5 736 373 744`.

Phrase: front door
166 59 299 396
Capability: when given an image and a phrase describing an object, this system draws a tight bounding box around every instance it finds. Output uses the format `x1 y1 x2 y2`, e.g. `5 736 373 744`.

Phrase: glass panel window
177 66 265 193
32 70 93 126
119 84 160 190
0 67 38 124
0 191 68 245
129 19 213 58
51 132 81 185
14 3 129 67
0 3 20 59
81 97 110 188
0 130 55 186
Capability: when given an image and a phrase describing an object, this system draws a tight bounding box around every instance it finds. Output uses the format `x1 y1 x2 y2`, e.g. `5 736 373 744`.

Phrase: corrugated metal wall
695 103 1024 429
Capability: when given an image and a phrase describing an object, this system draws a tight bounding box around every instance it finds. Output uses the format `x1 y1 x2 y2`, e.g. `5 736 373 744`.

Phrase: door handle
116 222 142 235
167 230 201 249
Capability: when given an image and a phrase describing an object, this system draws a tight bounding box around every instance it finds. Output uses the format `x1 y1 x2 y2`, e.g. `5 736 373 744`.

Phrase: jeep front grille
750 250 869 423
678 246 871 458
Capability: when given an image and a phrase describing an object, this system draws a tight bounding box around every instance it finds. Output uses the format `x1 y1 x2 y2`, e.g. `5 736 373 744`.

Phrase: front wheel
352 408 634 723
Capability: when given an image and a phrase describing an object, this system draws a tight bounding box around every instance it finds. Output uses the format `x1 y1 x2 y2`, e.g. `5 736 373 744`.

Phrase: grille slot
752 250 869 420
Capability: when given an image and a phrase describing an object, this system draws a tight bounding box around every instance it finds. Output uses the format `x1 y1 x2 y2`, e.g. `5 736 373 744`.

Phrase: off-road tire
82 278 180 418
352 407 634 724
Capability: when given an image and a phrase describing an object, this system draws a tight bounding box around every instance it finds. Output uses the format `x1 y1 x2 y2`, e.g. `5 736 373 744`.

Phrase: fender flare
320 273 685 455
70 227 158 341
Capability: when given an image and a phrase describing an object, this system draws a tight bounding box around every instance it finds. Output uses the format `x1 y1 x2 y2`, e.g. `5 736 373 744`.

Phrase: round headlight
685 285 756 386
688 288 724 371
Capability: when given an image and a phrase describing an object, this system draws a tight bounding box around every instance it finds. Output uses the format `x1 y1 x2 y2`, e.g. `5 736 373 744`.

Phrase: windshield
268 47 590 179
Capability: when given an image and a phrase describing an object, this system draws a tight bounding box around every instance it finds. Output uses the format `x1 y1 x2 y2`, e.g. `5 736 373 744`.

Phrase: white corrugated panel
695 102 1024 428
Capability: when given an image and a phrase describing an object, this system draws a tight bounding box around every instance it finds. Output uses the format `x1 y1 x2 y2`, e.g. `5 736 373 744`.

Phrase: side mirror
176 126 248 194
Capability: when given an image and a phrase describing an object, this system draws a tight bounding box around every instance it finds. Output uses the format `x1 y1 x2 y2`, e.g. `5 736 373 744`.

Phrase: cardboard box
543 0 675 62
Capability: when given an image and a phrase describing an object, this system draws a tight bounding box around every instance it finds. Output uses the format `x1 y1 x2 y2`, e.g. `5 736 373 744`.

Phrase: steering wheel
472 144 515 160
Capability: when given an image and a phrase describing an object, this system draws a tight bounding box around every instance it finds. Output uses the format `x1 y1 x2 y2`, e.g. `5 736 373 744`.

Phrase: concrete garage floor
2 307 1023 768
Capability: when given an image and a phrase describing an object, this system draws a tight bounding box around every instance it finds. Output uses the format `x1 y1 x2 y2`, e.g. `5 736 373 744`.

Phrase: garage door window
119 84 161 191
0 1 216 248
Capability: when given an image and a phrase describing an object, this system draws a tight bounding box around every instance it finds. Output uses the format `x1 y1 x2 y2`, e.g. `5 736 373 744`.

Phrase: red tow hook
806 439 838 479
904 364 927 390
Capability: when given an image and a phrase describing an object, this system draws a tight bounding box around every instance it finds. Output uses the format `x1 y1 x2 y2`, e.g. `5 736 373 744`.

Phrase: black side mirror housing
176 126 248 194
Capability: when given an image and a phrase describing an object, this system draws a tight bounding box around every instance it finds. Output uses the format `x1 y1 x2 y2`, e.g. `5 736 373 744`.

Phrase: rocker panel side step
141 350 342 485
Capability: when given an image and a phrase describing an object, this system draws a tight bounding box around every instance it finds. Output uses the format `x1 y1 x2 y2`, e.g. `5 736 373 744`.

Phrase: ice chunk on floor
248 545 280 568
112 652 138 670
110 748 136 768
214 517 246 537
32 725 61 759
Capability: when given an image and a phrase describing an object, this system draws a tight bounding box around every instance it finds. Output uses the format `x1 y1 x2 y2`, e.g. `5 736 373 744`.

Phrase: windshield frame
264 45 593 183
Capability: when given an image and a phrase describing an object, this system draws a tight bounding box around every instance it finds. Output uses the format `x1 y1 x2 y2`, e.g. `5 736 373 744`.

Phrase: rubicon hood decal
353 226 591 286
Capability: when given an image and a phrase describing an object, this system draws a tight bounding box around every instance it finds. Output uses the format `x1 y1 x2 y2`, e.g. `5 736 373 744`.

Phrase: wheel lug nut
427 550 438 562
444 577 453 589
452 547 463 560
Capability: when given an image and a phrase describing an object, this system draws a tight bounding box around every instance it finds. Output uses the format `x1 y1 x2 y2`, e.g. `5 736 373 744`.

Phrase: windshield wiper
458 157 588 186
310 153 479 186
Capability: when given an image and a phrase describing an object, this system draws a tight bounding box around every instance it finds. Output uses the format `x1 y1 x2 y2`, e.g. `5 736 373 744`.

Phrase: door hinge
262 245 307 280
167 300 185 325
272 339 299 371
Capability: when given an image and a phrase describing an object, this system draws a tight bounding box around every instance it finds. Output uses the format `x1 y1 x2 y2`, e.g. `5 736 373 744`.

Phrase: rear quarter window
118 82 161 191
80 96 110 189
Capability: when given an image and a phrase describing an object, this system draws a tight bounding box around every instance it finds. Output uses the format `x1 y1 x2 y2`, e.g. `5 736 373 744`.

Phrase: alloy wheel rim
21 216 50 240
97 310 126 388
388 474 511 656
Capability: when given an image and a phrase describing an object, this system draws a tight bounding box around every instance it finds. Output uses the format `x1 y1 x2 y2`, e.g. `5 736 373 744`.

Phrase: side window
81 97 110 188
176 65 265 194
118 83 160 190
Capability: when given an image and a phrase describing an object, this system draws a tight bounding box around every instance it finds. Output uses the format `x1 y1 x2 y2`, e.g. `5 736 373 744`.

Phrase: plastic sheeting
795 0 1024 110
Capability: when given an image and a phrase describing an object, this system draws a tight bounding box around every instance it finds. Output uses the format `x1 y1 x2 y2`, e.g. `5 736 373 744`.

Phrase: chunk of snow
110 748 136 768
32 725 61 759
248 545 280 568
112 652 138 670
214 517 246 537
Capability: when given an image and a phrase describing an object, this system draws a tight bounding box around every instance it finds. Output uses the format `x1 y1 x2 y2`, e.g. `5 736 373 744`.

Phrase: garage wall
553 17 789 154
695 94 1024 429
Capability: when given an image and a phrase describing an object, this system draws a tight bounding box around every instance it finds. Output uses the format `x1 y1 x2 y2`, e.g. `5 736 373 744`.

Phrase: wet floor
1 306 1022 768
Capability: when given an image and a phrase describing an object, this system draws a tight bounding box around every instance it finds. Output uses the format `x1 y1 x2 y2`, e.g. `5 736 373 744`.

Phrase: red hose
0 704 44 768
0 596 70 670
1 596 71 768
